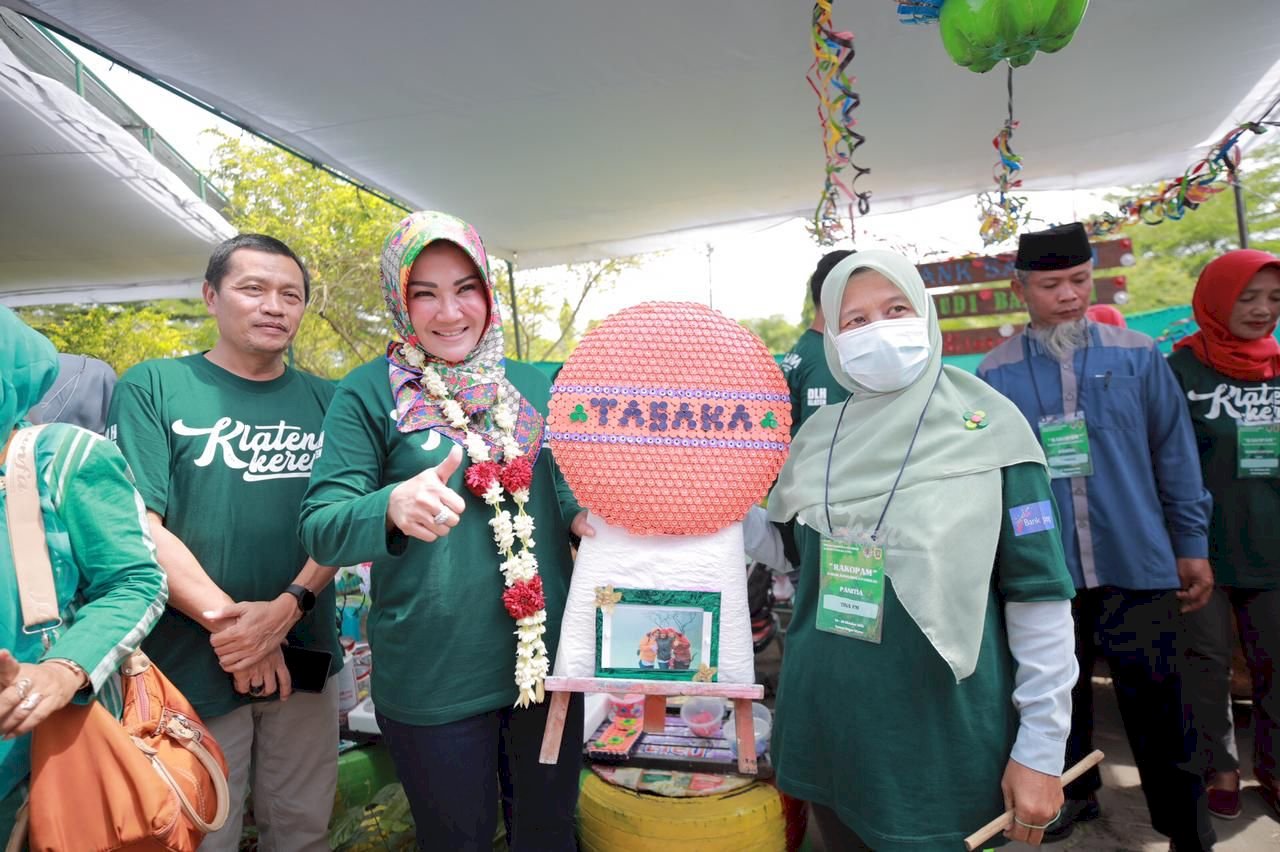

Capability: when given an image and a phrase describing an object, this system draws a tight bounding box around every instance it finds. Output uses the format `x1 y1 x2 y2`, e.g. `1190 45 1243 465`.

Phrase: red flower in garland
464 461 503 498
500 456 534 493
502 575 546 620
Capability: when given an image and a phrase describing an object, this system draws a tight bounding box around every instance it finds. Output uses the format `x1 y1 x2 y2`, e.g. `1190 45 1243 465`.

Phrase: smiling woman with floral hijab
300 211 589 851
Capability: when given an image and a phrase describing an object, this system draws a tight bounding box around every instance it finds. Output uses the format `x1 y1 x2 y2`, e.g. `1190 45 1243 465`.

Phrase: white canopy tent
6 1 1280 272
0 23 234 307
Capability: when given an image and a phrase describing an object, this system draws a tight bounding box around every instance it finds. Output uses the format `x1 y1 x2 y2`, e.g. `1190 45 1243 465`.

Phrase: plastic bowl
726 702 773 758
679 696 726 738
606 693 645 722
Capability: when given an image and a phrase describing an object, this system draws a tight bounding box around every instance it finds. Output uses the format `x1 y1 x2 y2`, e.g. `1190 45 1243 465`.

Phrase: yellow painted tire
577 771 787 852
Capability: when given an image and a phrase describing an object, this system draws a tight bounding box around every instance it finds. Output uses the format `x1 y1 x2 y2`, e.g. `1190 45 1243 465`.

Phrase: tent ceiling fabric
9 1 1280 268
0 34 234 306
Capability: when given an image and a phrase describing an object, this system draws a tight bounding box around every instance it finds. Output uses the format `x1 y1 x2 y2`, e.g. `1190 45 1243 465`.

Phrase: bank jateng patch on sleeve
1009 500 1055 537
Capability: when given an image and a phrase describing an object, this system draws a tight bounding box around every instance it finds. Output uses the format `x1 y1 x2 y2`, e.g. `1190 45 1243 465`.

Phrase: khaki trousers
199 676 338 852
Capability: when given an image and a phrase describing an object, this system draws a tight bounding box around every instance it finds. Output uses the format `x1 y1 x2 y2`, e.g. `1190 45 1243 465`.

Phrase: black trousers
809 803 874 851
377 693 583 852
1066 587 1215 851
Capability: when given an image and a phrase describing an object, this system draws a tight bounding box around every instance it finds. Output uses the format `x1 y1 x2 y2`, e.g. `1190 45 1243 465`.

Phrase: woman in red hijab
1169 249 1280 819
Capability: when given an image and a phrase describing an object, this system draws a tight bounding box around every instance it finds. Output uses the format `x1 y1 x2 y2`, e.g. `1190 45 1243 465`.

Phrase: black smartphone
281 645 333 694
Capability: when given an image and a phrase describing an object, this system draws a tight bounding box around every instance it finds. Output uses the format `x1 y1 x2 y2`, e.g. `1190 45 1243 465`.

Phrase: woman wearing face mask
765 251 1078 850
1170 249 1280 820
299 211 591 851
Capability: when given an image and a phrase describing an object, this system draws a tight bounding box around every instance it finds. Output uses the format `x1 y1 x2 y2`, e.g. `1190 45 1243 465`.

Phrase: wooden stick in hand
963 750 1105 851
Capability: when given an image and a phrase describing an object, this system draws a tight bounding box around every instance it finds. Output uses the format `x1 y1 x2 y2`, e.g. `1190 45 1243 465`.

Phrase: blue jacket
978 322 1210 590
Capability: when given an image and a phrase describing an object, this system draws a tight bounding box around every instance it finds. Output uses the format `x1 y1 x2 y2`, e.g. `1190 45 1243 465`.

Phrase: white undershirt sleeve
1004 598 1078 776
742 505 792 575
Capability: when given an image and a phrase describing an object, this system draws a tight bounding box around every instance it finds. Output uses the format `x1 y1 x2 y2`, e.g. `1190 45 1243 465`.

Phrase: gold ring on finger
13 678 31 700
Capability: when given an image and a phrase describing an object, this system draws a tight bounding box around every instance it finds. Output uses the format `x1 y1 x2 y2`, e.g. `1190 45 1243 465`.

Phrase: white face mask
834 317 932 392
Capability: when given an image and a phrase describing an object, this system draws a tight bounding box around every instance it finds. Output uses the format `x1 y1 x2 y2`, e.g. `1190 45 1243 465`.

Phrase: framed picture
595 588 721 681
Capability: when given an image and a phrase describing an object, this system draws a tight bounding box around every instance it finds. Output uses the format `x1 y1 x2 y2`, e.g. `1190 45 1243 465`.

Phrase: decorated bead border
551 384 789 403
548 431 788 451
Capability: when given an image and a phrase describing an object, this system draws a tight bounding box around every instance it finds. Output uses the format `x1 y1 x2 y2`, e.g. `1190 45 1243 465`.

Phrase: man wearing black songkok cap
978 223 1216 850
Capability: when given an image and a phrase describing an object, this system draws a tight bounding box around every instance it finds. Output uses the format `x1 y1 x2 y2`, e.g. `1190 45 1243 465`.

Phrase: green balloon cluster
939 0 1089 73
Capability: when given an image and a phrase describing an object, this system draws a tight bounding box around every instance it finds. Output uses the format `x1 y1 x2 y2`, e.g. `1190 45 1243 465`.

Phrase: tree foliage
206 132 403 377
18 304 199 374
740 314 806 354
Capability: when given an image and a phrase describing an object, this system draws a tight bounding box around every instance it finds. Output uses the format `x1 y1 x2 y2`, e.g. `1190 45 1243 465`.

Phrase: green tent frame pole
506 258 522 360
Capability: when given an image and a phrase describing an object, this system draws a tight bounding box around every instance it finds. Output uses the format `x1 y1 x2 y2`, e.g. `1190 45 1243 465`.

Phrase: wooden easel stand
538 676 766 775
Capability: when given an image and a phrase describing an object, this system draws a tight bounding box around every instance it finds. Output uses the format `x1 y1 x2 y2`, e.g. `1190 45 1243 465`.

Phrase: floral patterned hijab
381 211 543 461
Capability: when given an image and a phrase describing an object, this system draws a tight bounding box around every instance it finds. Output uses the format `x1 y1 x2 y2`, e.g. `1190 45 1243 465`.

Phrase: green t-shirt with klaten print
1168 347 1280 589
106 354 339 720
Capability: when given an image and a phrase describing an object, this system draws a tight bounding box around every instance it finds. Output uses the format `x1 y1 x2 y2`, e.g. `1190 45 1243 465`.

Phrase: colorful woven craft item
548 302 791 536
806 0 871 245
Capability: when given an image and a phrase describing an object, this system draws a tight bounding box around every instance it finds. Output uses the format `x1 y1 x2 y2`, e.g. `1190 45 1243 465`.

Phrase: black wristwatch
283 584 316 614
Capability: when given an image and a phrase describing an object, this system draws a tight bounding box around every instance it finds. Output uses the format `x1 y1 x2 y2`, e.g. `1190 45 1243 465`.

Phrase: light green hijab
1 306 59 440
768 250 1046 680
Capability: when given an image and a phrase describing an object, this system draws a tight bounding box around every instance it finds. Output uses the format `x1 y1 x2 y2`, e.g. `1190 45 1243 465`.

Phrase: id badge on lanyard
1037 411 1093 479
1237 420 1280 478
814 371 940 646
1025 336 1093 479
817 537 886 643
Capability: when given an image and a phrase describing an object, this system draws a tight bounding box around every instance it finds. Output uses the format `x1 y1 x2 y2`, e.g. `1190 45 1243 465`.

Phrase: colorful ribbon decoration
806 0 871 245
1082 117 1275 237
976 66 1032 246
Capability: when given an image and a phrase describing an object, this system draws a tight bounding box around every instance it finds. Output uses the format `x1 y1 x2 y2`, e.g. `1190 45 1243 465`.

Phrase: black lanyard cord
1024 331 1090 420
823 369 943 542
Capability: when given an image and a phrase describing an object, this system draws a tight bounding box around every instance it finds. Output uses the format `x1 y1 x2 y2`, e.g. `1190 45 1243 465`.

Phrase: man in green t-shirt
780 250 853 437
106 235 339 852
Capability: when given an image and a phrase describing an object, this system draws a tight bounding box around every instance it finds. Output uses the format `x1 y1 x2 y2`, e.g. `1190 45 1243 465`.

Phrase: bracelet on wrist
45 657 89 688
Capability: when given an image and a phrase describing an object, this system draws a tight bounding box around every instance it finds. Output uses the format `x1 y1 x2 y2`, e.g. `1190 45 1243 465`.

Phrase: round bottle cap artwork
547 301 791 535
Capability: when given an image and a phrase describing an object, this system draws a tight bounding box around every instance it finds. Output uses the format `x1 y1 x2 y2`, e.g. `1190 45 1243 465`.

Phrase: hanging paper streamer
897 0 943 24
806 1 871 246
1081 110 1278 237
977 65 1031 246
